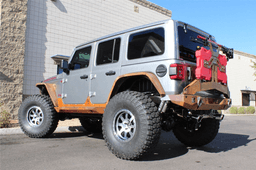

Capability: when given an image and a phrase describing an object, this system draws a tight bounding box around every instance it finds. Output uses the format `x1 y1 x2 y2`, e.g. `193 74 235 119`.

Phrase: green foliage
217 110 222 114
0 102 11 128
229 106 238 114
238 107 245 114
252 58 256 80
246 106 255 114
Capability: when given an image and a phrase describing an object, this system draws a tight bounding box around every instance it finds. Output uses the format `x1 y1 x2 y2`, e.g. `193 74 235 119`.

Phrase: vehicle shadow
195 133 256 153
49 128 255 161
141 131 256 161
50 126 104 140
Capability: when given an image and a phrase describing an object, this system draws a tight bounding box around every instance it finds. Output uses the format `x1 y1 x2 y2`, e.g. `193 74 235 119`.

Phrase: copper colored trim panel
109 72 166 98
55 97 106 114
36 83 58 107
37 72 165 114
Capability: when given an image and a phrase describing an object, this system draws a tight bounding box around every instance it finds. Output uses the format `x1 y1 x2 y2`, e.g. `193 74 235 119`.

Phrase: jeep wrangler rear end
19 19 233 160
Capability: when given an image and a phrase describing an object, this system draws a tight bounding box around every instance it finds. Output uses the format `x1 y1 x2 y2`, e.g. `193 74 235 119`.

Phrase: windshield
178 26 217 62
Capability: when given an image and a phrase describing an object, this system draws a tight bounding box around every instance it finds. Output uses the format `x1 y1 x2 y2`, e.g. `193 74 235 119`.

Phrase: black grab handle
105 71 116 76
80 75 88 79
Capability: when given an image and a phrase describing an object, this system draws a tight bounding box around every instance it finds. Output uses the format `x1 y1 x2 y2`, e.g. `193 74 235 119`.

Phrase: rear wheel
173 118 220 147
18 95 59 138
102 91 161 160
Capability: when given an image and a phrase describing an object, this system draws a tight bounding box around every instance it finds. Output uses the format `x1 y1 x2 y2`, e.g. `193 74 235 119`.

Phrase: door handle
80 75 88 79
105 71 116 76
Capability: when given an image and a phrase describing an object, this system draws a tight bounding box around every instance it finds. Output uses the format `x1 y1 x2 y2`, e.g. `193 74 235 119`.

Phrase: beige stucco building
0 0 171 118
0 0 255 119
227 51 256 107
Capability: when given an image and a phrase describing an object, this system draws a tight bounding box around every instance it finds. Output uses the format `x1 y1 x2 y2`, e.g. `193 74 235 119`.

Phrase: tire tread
18 94 58 138
102 91 161 160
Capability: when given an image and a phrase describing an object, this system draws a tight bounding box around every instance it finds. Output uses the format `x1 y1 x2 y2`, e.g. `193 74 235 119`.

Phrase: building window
250 93 256 106
241 91 256 106
128 28 165 60
242 93 250 106
134 6 139 13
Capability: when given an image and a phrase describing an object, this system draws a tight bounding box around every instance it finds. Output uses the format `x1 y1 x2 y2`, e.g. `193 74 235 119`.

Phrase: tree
253 58 256 80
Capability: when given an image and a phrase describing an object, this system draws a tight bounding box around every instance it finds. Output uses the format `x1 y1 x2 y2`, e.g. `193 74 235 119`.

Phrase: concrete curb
0 126 86 136
0 127 23 135
223 114 256 116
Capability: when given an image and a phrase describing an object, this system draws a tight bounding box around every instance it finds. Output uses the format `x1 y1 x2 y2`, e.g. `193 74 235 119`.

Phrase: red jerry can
217 54 227 84
195 47 212 81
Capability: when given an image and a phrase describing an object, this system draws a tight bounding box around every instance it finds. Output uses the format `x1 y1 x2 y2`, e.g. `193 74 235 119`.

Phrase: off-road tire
173 118 220 147
102 91 161 160
18 95 59 138
79 117 102 133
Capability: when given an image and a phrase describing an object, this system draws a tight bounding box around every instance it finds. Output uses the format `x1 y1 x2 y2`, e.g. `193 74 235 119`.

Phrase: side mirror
60 60 69 74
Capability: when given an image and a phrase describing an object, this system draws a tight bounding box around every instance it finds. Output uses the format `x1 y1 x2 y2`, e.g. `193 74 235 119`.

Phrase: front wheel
173 118 220 147
102 91 161 160
18 95 59 138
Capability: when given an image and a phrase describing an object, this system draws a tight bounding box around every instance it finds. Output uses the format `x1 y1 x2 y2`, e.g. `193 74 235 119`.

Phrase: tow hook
216 114 225 121
197 97 203 108
228 99 232 106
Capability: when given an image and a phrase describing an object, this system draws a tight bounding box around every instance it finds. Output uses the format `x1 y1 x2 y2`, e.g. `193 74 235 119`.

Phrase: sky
149 0 256 55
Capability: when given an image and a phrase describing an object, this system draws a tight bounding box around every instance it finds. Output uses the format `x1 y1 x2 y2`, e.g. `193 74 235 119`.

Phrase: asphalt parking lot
1 115 256 170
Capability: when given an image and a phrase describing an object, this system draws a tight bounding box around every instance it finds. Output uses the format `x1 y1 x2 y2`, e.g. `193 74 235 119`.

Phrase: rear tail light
170 64 185 80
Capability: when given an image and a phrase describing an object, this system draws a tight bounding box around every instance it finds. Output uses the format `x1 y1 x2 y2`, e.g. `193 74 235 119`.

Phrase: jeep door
90 38 122 104
62 45 93 104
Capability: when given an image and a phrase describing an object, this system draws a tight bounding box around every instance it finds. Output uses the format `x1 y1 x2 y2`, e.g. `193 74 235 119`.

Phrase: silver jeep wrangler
19 19 233 160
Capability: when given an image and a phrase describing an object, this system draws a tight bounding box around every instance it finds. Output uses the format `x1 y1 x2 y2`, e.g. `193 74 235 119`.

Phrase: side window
70 46 91 70
96 38 120 65
128 28 164 60
57 65 63 74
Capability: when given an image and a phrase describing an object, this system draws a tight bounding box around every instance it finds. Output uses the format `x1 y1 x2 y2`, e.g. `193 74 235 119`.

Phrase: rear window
178 26 217 62
128 28 164 60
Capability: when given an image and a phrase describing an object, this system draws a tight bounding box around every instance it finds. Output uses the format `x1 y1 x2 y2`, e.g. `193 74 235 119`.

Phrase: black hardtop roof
76 19 171 49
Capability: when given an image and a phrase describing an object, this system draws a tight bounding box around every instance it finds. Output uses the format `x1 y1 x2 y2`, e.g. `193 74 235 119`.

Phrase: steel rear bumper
169 94 231 110
168 79 231 110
